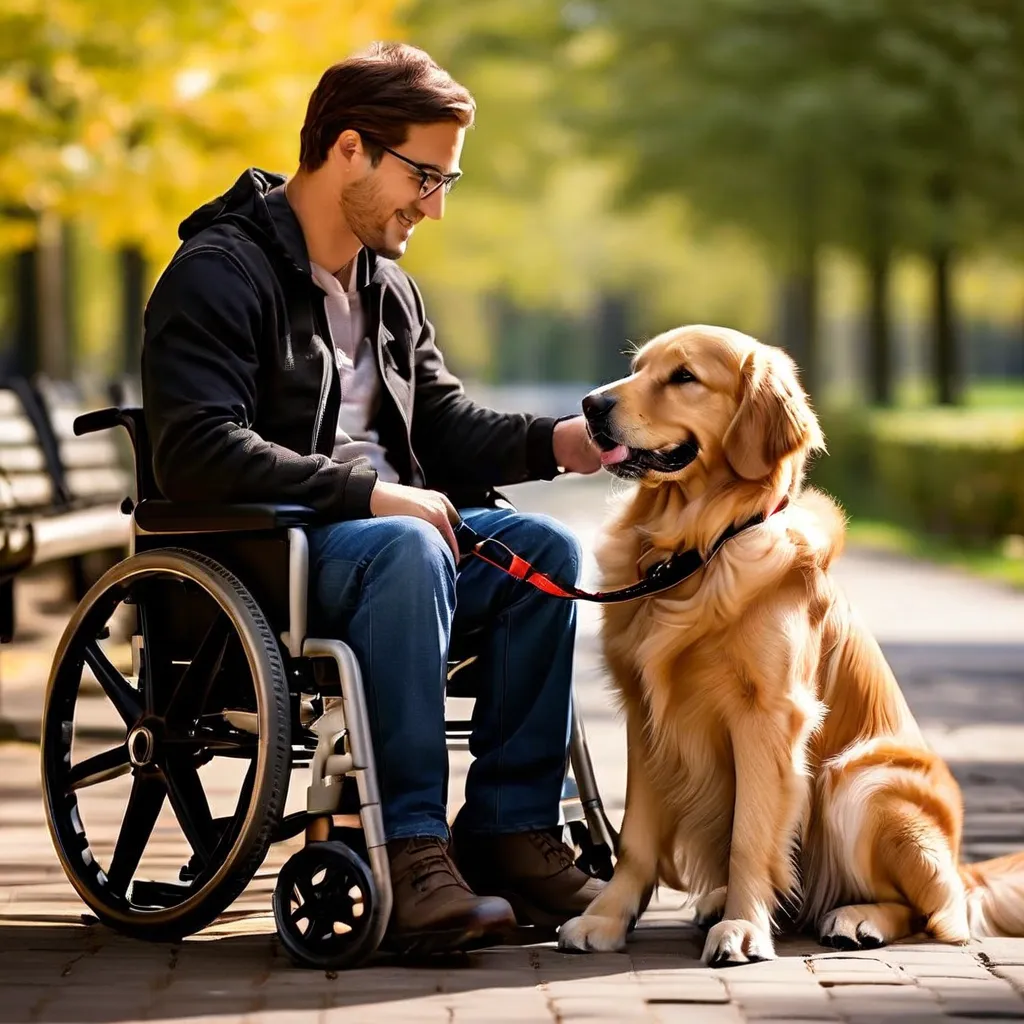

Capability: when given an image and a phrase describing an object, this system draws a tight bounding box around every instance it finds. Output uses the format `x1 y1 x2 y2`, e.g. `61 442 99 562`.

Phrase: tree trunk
61 221 78 374
592 293 631 385
776 170 820 397
776 251 818 396
119 245 147 375
931 245 959 405
12 244 39 376
36 209 71 379
866 247 893 405
929 175 961 406
864 169 893 406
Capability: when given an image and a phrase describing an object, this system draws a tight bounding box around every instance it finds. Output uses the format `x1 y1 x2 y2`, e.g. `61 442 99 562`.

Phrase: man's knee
514 513 583 581
374 516 457 582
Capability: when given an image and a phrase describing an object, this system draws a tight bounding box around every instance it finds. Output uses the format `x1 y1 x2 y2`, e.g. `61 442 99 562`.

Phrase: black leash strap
455 497 789 604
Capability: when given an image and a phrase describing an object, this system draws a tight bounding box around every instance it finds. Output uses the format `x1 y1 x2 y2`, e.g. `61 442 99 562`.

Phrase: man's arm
142 250 377 518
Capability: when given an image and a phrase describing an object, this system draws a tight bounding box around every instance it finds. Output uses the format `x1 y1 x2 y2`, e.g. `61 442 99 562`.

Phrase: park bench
0 377 131 641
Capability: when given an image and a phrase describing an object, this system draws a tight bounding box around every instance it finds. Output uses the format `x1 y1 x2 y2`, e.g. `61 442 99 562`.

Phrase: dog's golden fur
560 325 1024 964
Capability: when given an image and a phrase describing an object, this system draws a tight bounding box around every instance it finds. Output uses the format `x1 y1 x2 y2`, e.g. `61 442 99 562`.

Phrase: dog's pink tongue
600 444 630 466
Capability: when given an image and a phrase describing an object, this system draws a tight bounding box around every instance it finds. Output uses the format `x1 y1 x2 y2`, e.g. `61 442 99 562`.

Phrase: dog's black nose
582 392 617 422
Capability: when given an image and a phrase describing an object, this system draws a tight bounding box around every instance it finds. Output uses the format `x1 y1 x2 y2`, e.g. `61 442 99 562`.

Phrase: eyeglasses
375 143 462 200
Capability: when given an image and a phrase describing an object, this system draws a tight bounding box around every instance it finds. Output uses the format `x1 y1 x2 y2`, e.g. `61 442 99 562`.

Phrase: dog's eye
668 366 696 386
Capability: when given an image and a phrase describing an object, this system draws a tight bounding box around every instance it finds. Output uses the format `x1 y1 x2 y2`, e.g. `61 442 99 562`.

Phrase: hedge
808 407 1024 544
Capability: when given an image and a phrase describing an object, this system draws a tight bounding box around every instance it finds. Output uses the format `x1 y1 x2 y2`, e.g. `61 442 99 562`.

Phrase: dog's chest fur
595 495 845 893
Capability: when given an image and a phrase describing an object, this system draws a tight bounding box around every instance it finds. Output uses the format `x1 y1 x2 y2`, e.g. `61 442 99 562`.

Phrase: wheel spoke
295 874 317 907
162 754 217 864
165 615 231 724
107 771 166 895
291 902 311 926
324 892 355 924
163 729 259 755
204 735 259 755
136 597 161 716
68 744 131 791
83 642 141 727
233 757 258 819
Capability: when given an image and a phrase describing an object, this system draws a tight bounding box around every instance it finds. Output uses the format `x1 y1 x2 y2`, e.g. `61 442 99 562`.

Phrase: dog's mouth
590 431 700 479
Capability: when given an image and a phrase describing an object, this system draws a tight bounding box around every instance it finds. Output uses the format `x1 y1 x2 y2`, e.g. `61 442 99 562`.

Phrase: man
142 41 604 954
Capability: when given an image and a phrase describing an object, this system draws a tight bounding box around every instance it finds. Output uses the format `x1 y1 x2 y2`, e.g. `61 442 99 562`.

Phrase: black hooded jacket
142 168 561 520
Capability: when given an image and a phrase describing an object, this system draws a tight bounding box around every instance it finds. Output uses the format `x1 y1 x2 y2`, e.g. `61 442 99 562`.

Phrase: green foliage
0 0 403 263
811 405 1024 543
569 0 1024 262
401 0 776 360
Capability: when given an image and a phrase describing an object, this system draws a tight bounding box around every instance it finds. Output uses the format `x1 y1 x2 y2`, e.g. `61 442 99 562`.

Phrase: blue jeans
306 506 581 841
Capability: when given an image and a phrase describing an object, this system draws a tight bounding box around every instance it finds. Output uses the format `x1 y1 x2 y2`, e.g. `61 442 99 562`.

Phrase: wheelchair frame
40 407 618 968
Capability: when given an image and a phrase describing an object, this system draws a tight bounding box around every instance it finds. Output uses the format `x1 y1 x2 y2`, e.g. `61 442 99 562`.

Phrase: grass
845 517 1024 590
969 380 1024 409
822 378 1024 411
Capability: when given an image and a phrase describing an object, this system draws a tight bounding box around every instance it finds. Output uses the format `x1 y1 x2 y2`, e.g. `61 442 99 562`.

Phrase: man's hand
553 416 603 475
369 481 461 561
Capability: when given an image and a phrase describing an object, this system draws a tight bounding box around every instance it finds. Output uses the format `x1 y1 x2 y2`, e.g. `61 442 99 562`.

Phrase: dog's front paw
559 913 629 953
694 886 727 931
702 919 775 967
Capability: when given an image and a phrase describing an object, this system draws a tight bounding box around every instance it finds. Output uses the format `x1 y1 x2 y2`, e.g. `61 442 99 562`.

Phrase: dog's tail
961 853 1024 937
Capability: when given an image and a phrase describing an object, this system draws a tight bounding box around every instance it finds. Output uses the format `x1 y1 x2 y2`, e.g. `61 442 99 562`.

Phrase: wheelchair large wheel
41 548 291 941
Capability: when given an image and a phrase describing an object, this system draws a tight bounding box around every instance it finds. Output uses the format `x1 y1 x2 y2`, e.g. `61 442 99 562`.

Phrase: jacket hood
177 168 310 275
178 167 382 287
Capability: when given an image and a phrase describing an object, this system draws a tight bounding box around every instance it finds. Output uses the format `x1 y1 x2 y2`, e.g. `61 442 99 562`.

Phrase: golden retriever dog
559 324 1024 966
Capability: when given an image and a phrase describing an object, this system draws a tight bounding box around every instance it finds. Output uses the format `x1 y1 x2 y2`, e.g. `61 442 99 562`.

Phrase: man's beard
341 177 405 260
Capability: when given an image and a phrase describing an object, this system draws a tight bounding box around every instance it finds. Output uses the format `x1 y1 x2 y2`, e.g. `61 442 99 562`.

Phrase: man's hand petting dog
553 415 603 474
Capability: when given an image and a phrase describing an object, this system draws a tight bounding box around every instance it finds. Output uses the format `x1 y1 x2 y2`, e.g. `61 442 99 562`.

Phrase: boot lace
528 829 576 872
399 837 466 893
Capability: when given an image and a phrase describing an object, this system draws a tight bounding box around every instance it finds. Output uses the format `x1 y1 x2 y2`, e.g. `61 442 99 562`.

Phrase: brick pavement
2 476 1024 1023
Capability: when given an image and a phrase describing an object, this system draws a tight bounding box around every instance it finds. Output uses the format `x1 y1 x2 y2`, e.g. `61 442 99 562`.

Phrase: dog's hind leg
815 772 968 950
560 712 660 953
883 804 969 944
818 902 918 950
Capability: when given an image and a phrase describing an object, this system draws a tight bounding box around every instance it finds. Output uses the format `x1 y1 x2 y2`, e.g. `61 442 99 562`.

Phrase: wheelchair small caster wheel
273 840 380 969
568 820 615 882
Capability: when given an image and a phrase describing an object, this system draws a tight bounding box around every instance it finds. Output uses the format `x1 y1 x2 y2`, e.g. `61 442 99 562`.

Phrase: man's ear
331 129 363 168
723 346 824 480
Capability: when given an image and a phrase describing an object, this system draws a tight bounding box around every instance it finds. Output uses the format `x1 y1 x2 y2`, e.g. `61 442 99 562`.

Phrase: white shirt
309 259 400 483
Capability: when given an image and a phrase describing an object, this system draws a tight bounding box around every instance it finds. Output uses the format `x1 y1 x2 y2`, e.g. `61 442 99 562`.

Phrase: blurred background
1 0 1023 583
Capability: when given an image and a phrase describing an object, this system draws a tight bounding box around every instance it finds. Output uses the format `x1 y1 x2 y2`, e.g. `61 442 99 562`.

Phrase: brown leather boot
451 821 606 928
384 836 516 955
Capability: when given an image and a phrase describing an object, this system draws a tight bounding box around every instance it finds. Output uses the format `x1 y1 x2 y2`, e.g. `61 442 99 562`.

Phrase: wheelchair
40 407 618 969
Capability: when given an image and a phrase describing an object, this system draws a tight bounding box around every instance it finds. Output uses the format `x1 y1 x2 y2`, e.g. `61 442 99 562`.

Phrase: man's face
340 121 464 260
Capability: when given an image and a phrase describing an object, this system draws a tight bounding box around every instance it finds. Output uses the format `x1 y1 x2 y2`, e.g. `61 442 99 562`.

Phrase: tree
559 0 1024 404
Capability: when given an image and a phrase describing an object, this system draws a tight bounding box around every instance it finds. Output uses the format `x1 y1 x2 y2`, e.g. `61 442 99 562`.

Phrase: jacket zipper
310 332 332 454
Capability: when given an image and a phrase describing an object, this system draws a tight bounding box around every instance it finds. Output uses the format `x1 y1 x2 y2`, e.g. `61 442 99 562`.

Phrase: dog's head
582 325 824 486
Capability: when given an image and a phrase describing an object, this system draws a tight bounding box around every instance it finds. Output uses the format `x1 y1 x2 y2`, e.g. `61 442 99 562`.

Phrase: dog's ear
723 347 824 481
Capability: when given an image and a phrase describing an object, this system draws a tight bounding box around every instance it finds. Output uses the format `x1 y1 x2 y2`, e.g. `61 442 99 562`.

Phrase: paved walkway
2 477 1024 1023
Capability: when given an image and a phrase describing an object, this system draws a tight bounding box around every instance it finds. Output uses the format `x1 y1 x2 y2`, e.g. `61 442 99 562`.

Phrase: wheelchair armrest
134 499 318 534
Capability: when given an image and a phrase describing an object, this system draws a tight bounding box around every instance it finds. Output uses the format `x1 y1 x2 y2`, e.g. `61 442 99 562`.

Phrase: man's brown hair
299 42 475 171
